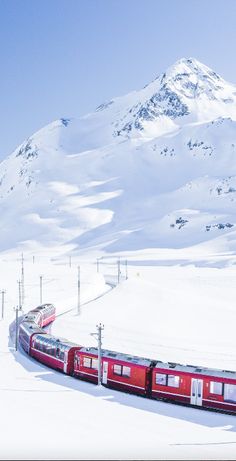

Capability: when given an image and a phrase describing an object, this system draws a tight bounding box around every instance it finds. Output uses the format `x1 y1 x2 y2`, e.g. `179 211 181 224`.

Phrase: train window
210 381 223 395
83 357 92 368
114 364 122 376
122 366 131 377
46 346 51 356
43 340 49 352
49 343 56 356
155 373 167 385
56 347 60 358
167 375 180 388
92 359 98 369
224 384 236 403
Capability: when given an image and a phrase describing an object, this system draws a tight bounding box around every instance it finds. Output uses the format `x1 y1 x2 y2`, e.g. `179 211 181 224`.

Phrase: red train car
74 347 154 395
19 304 236 415
74 347 99 383
18 321 46 354
32 303 56 327
151 362 236 413
30 333 81 374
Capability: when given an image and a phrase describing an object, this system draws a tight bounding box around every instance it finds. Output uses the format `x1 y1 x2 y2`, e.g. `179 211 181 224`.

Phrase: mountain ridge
1 57 236 256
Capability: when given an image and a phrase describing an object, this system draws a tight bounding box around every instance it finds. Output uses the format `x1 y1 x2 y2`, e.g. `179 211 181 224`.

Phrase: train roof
154 361 236 380
24 311 40 318
34 333 80 349
78 347 236 378
20 321 45 335
78 347 153 367
34 303 54 311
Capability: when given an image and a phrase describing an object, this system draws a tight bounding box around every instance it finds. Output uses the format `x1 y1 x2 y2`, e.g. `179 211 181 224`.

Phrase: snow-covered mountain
2 57 236 255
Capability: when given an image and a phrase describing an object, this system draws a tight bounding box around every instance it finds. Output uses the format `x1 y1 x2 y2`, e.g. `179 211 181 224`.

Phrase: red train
18 304 236 414
24 303 56 327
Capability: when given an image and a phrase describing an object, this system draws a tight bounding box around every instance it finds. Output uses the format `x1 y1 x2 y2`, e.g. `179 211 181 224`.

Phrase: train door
102 361 108 384
64 351 68 373
190 378 203 406
145 367 153 397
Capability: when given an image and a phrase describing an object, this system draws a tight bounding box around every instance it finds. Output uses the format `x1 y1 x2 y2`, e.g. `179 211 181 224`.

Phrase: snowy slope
1 58 236 254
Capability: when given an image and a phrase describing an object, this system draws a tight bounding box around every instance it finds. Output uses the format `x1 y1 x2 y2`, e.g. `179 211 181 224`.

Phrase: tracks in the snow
55 279 117 319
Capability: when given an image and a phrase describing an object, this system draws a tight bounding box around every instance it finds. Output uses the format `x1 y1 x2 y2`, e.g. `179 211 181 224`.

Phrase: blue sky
0 0 236 158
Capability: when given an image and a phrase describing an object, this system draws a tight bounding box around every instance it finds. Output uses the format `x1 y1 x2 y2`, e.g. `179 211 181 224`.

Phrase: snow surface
1 248 236 459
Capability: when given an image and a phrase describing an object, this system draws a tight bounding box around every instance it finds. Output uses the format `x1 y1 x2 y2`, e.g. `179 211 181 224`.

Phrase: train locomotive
18 303 236 414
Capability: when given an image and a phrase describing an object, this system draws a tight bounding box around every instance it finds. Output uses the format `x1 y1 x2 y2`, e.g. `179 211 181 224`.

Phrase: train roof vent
222 369 235 374
107 352 117 357
195 368 202 372
168 362 177 368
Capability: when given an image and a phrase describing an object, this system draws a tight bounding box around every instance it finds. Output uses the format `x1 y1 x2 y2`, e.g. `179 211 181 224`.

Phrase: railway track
55 279 116 319
9 277 117 343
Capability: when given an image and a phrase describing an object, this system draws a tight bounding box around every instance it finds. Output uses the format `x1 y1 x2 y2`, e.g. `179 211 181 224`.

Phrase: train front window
155 373 167 385
224 384 236 403
167 375 180 388
210 381 223 395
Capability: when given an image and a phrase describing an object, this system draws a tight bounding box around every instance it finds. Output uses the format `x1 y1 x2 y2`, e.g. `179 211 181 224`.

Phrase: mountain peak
110 57 236 139
162 57 222 87
169 56 211 70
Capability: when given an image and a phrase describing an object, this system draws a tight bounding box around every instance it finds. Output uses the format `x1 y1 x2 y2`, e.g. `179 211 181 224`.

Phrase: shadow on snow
8 323 236 435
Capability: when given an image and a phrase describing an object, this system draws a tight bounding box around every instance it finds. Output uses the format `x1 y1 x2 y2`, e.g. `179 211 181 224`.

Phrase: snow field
1 249 236 459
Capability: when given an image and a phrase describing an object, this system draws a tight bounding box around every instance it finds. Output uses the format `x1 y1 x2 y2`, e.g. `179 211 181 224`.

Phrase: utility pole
97 323 104 386
40 275 43 304
77 266 80 315
69 256 72 268
18 280 22 310
21 253 25 306
15 306 19 351
125 259 128 280
91 323 104 385
117 257 121 284
32 255 35 264
96 258 99 273
1 290 6 320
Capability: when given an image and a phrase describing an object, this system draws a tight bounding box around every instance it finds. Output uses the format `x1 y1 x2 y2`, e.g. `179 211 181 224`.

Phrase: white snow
1 247 236 459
